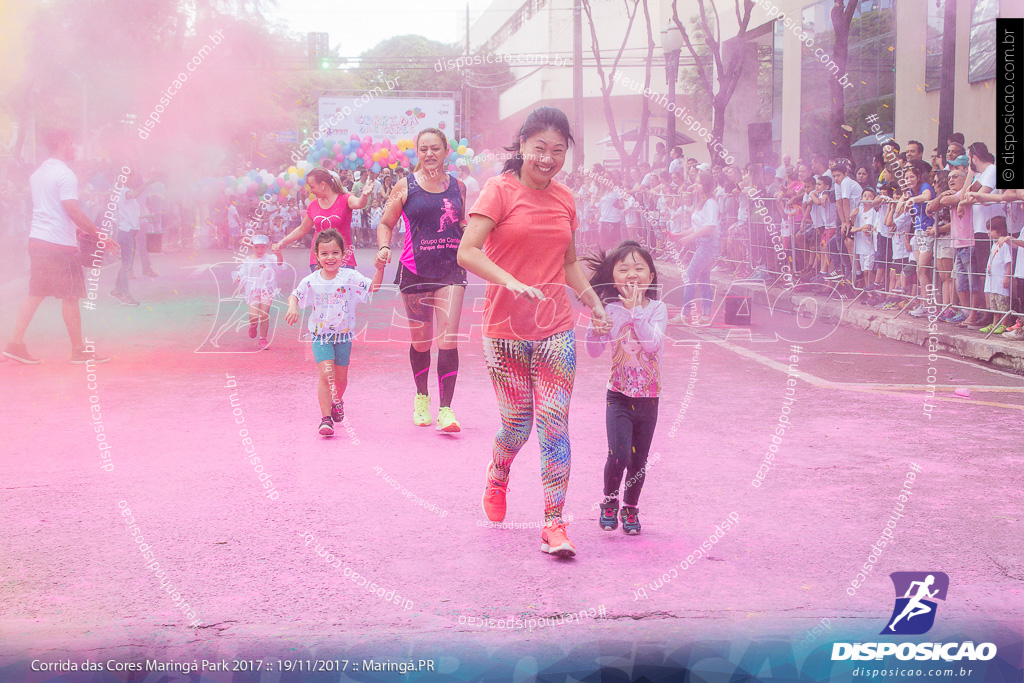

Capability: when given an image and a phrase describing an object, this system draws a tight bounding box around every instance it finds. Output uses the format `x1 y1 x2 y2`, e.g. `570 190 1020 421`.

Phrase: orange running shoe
482 462 508 522
540 521 576 558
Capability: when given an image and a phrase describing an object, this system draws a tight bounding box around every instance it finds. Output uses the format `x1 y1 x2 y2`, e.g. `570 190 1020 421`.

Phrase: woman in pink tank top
273 168 372 272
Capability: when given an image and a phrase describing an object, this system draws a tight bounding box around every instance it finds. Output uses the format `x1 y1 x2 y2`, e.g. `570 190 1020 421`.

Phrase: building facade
469 0 1001 168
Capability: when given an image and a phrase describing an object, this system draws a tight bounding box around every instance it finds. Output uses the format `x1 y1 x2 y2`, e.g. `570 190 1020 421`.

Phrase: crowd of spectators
562 136 1023 338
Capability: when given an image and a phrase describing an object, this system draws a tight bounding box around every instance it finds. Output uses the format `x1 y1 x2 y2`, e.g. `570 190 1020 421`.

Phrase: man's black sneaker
620 505 641 535
599 499 619 531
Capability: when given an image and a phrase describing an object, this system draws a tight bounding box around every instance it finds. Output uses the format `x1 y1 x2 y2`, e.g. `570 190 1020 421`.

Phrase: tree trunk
582 0 652 169
830 1 856 159
672 0 755 163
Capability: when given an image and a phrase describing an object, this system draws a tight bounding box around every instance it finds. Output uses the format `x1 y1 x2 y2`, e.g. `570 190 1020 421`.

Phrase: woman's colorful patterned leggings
483 330 576 525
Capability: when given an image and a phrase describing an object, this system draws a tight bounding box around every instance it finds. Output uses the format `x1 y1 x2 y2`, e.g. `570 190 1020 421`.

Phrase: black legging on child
603 390 659 506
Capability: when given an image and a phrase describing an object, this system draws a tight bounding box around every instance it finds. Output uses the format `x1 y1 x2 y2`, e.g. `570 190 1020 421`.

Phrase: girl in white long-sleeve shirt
583 241 667 536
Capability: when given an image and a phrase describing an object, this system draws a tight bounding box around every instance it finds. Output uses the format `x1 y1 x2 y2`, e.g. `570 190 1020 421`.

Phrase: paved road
1 247 1020 670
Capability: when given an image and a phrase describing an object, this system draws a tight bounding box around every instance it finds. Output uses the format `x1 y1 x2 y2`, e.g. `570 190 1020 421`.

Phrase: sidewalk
656 259 1024 374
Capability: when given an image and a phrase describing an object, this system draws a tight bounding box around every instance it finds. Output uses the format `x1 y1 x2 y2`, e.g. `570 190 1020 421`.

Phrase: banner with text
317 97 455 140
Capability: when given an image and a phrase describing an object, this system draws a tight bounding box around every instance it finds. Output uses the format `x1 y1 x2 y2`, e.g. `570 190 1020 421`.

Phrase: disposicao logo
881 571 948 635
831 572 997 662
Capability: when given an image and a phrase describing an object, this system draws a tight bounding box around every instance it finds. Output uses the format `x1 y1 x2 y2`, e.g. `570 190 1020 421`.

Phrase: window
925 0 944 91
800 0 897 157
968 0 998 83
485 0 548 53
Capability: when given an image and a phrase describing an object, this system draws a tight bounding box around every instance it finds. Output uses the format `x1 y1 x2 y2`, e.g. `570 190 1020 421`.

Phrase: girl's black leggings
603 390 659 506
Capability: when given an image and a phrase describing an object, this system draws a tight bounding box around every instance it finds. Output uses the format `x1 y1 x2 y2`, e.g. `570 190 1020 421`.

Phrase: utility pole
573 0 584 171
937 0 957 154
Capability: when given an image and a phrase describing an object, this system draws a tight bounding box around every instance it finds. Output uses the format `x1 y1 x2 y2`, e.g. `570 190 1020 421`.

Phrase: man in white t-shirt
959 142 1003 328
227 203 240 249
831 161 862 284
110 173 153 306
134 177 159 278
457 164 480 211
668 147 684 175
4 130 119 365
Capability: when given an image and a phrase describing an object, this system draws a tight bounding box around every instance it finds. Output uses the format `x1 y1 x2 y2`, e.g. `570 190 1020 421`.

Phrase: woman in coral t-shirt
273 168 372 271
458 106 611 559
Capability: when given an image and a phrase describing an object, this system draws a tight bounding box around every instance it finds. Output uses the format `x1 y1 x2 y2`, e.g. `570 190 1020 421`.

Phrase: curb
656 259 1024 375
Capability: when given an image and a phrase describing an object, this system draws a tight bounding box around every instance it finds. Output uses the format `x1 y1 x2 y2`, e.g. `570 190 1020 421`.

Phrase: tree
0 0 367 175
829 0 858 159
581 0 655 168
353 35 504 146
671 0 755 161
354 35 463 94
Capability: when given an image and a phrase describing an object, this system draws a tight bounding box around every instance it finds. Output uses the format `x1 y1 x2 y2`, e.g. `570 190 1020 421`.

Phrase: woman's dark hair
307 168 344 195
907 159 932 184
696 170 716 198
581 240 659 305
501 106 575 176
313 228 346 257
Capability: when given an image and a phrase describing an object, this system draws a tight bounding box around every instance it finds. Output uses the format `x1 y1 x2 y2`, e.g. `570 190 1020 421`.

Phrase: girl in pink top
273 168 372 271
583 241 666 536
458 106 611 559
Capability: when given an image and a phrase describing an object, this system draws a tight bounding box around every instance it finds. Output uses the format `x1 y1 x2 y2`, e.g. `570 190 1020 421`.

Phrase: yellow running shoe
413 393 432 426
540 521 576 558
435 406 461 433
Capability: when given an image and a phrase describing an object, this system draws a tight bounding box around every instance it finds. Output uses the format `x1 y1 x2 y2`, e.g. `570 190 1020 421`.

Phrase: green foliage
677 11 713 123
353 35 463 93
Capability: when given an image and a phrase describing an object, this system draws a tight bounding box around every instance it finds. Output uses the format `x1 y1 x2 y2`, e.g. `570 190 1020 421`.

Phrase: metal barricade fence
781 198 1023 339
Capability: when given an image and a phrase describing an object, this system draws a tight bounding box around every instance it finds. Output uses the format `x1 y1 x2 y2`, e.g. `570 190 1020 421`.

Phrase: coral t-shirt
307 194 355 267
470 173 578 341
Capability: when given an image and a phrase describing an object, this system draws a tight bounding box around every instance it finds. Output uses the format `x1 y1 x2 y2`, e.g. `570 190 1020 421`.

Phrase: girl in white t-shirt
981 216 1012 334
808 176 837 283
232 234 287 350
993 191 1024 338
851 188 877 286
886 198 915 301
286 229 384 436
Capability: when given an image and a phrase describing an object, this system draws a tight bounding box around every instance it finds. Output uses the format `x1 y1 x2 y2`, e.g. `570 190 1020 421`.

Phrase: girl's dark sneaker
620 505 641 535
331 401 344 422
599 499 619 531
318 416 335 436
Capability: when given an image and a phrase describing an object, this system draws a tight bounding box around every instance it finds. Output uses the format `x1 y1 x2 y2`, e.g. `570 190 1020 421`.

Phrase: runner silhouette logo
881 572 949 635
